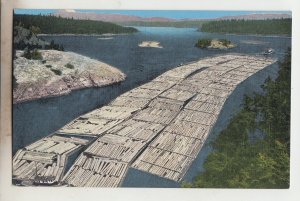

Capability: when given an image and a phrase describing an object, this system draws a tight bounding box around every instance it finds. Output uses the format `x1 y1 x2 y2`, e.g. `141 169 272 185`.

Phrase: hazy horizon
14 9 291 20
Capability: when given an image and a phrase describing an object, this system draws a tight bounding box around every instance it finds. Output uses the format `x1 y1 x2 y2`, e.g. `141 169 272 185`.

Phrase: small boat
263 48 275 55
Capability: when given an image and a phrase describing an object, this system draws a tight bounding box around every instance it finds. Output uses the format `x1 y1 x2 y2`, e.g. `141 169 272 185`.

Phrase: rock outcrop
13 50 126 104
208 39 236 49
138 41 163 48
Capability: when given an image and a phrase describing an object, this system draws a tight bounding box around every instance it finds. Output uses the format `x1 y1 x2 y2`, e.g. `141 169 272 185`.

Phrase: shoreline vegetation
200 19 291 35
195 38 236 49
14 14 138 35
183 48 290 188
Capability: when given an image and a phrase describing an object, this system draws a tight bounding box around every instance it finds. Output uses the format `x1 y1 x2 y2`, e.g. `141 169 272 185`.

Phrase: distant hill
200 18 292 35
53 10 144 22
217 13 291 20
53 10 180 22
53 10 291 24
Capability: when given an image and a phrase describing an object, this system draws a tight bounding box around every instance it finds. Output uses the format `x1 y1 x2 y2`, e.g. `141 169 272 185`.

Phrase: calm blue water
13 27 291 187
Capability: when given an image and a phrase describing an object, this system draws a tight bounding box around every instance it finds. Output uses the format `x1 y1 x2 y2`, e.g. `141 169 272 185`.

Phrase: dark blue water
13 27 291 186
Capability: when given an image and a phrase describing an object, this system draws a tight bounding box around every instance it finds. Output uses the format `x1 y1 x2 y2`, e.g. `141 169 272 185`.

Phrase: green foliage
45 64 52 68
195 38 212 48
200 19 292 35
64 63 74 69
51 69 62 76
219 39 232 47
183 48 291 188
45 40 64 51
195 38 233 48
14 14 138 35
22 48 43 60
29 25 41 34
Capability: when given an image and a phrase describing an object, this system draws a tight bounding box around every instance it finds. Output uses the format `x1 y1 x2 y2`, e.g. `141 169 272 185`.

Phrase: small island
195 38 236 49
138 41 163 48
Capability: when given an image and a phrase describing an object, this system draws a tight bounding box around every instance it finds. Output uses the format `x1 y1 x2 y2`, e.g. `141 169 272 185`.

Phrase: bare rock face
13 50 126 104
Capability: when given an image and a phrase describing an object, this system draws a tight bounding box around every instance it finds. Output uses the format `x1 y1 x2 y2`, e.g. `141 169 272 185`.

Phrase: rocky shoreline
13 50 126 104
138 41 163 48
208 39 236 49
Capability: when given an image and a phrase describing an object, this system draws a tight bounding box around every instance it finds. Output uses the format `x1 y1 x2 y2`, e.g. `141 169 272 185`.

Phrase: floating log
47 135 89 145
139 81 175 91
122 88 162 99
63 155 128 187
150 132 202 158
148 97 184 111
185 101 223 115
109 96 150 109
159 88 195 102
59 118 122 136
21 151 56 164
82 106 138 121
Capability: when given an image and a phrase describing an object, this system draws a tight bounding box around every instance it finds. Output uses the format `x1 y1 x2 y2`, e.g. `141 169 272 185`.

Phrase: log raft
12 134 92 185
13 54 276 187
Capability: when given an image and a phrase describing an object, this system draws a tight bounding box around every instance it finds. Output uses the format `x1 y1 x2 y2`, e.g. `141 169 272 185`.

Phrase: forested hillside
200 19 291 35
14 14 138 34
183 49 291 188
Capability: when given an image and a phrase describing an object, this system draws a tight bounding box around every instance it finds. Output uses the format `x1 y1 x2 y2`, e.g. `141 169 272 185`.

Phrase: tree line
14 14 138 35
200 19 291 35
183 48 291 188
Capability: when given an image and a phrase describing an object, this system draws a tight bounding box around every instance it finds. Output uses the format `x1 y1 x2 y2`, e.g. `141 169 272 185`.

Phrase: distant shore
38 33 133 37
199 31 291 38
224 32 291 38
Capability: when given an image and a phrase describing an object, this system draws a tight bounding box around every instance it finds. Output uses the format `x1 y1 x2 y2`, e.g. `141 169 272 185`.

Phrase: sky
14 9 291 19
